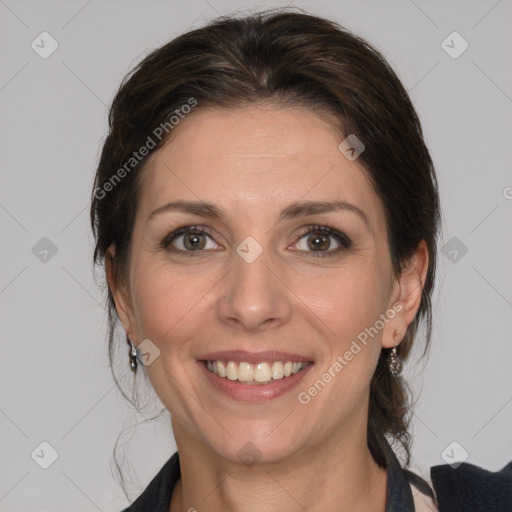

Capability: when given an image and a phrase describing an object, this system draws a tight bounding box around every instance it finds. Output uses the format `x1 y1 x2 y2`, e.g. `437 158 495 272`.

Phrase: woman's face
109 105 421 464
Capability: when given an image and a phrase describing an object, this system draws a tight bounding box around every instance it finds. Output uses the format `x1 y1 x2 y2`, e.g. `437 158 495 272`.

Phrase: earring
389 329 402 376
127 335 138 373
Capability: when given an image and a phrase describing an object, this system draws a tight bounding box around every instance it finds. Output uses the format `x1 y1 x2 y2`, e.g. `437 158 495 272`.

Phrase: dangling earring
389 329 402 376
127 335 138 373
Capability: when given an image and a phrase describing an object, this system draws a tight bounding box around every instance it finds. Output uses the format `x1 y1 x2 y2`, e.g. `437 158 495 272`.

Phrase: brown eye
306 232 331 251
182 232 207 250
292 225 352 256
161 226 220 254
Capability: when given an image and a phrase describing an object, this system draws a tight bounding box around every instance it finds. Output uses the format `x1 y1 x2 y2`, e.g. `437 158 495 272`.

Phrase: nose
216 242 293 332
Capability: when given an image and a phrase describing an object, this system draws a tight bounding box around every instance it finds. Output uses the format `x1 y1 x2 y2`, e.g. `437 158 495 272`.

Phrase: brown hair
91 7 441 473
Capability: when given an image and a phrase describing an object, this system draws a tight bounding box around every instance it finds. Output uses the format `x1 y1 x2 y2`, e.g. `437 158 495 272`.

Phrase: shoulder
121 451 180 512
404 468 439 511
411 486 439 512
429 458 512 512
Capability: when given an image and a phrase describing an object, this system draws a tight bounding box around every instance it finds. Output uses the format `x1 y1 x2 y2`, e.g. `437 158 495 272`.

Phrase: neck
169 421 388 512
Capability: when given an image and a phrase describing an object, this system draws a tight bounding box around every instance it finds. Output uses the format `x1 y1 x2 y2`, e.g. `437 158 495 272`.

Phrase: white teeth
253 362 272 383
271 361 284 379
216 360 227 377
238 362 253 382
206 360 308 382
226 361 238 381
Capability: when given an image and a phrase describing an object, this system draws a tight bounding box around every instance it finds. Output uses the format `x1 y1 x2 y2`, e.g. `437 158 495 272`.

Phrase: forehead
138 105 386 231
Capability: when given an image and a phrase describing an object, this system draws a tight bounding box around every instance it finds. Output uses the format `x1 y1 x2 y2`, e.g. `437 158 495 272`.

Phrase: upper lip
198 350 314 364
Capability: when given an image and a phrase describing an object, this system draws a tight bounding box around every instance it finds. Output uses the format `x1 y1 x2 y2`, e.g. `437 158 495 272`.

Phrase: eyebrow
148 199 370 230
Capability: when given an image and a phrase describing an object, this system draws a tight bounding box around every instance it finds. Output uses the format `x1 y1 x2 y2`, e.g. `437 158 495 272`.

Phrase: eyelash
159 224 352 258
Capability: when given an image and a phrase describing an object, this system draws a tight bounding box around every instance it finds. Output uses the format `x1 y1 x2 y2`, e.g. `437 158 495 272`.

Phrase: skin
106 104 429 512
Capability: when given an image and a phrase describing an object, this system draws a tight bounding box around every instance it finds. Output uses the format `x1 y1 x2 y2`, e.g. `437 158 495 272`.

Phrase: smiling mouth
201 359 313 384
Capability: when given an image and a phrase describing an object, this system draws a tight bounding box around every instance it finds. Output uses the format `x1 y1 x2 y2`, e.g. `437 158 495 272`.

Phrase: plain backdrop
1 0 511 510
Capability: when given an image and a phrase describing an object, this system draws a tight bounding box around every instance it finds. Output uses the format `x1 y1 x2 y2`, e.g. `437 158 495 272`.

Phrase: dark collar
383 439 418 511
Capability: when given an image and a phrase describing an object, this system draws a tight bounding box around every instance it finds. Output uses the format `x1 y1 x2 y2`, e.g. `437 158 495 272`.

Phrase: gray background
1 0 511 510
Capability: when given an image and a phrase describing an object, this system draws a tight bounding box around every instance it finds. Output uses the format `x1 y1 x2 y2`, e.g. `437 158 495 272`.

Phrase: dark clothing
121 439 512 511
430 456 512 511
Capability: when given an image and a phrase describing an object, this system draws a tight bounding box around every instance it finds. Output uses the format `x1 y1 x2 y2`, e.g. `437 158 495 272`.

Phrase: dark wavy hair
90 7 441 483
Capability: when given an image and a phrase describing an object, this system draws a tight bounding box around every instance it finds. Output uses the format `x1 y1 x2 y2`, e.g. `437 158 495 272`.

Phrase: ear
382 239 429 349
105 243 137 341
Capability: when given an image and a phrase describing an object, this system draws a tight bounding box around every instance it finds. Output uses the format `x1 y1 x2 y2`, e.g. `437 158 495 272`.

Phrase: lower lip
197 361 314 401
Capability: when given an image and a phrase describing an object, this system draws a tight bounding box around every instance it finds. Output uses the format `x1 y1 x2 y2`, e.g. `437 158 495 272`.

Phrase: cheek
131 264 212 344
291 273 387 429
297 264 386 338
293 264 388 396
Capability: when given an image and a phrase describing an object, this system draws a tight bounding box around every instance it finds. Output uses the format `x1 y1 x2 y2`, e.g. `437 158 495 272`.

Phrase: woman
90 9 511 512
